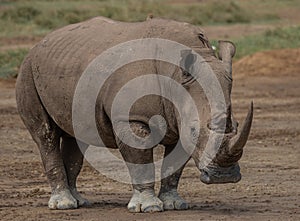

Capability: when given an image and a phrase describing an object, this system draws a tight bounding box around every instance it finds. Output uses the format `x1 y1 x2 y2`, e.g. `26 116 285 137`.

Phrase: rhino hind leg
158 144 189 210
61 135 90 207
16 60 77 209
116 122 163 213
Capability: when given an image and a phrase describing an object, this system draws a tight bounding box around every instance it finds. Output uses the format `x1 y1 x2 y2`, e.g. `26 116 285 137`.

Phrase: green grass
233 26 300 59
0 0 283 39
1 26 299 78
1 0 300 78
0 48 28 78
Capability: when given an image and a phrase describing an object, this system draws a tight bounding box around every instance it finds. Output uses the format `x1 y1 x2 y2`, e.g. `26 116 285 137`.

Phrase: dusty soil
0 48 299 221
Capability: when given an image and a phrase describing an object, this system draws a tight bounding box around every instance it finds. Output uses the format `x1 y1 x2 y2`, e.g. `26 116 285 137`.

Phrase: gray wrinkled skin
16 17 253 212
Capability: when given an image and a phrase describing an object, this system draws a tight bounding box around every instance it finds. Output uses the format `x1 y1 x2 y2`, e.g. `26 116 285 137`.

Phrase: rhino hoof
128 190 164 213
70 188 91 207
159 190 189 210
48 189 78 210
143 205 163 213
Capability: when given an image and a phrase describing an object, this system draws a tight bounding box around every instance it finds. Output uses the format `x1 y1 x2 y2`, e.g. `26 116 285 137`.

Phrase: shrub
0 49 29 78
1 6 41 23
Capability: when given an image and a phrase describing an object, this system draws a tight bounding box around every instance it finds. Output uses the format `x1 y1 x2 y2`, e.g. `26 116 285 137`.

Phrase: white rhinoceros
16 17 253 212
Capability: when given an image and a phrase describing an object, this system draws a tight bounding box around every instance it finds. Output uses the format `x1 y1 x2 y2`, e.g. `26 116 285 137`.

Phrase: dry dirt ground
0 48 299 220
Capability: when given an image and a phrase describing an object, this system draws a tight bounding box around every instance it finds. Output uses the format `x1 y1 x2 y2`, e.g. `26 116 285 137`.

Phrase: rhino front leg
158 144 189 210
61 135 90 207
116 122 163 213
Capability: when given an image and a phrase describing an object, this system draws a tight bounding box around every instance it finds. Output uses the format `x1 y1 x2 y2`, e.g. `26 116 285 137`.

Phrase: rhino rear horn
229 102 253 155
218 41 236 76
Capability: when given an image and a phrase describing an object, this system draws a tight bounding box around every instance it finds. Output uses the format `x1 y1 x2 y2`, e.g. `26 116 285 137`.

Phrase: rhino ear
179 49 197 85
218 41 236 78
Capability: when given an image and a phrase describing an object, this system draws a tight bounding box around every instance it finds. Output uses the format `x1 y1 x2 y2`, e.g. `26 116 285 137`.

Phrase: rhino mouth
200 163 241 184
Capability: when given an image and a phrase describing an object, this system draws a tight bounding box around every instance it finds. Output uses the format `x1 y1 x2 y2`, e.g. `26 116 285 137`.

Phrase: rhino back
28 17 207 137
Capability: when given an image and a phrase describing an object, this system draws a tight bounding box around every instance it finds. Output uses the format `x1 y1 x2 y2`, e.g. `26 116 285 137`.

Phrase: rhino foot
48 189 78 209
128 189 164 213
159 189 189 210
70 188 91 207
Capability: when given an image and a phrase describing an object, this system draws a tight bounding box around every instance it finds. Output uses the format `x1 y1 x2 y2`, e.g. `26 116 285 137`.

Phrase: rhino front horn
229 102 253 154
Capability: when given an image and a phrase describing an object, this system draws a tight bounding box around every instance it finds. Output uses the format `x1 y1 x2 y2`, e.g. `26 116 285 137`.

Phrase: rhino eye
181 72 196 86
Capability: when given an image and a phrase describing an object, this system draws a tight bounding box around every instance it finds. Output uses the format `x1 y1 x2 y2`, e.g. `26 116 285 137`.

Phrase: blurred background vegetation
0 0 299 78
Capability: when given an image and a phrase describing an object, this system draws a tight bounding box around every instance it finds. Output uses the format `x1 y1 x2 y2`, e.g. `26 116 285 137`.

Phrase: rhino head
178 41 253 184
198 101 253 184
